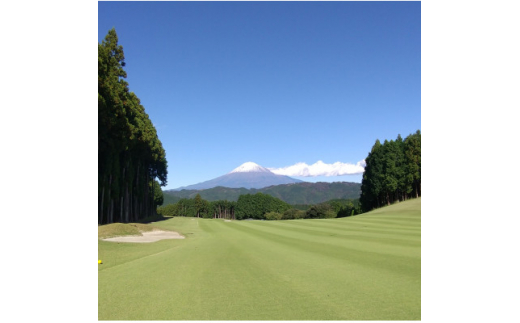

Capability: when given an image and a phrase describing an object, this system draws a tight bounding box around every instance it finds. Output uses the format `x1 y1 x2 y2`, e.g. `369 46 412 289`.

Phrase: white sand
102 229 185 243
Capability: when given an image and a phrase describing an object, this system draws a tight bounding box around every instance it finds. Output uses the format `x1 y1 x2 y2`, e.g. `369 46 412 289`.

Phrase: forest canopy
98 29 167 224
157 194 361 220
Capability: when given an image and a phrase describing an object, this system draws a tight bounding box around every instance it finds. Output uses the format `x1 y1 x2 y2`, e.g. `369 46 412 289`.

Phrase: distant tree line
158 194 237 219
158 193 361 220
98 28 167 224
360 130 421 213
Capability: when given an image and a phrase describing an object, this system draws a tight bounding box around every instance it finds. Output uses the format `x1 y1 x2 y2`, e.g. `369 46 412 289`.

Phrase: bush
306 203 336 219
323 210 337 218
157 204 177 216
265 211 283 220
235 193 291 220
283 208 306 219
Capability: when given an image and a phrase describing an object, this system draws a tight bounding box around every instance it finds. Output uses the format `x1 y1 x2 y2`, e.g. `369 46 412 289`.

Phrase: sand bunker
102 230 185 243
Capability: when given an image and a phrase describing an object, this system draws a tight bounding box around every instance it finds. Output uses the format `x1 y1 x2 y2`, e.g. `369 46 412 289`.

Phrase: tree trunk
151 177 156 218
119 195 123 223
107 174 112 223
99 178 105 224
135 162 140 222
143 170 149 220
125 186 129 223
109 199 114 224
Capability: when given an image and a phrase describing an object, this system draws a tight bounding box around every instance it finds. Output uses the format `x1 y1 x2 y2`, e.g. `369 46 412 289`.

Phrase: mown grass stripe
278 218 421 239
330 217 421 230
249 220 420 249
226 221 420 277
296 215 421 230
208 220 420 319
250 218 420 247
198 221 348 319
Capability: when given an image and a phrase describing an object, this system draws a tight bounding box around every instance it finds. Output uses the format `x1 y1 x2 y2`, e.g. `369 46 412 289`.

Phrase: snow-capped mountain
229 161 271 174
173 162 303 190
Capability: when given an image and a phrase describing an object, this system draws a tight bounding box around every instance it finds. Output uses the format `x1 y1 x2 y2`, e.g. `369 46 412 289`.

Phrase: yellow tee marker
98 260 102 264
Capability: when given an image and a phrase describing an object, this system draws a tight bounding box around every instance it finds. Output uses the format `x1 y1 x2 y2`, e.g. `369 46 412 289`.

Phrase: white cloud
268 160 366 177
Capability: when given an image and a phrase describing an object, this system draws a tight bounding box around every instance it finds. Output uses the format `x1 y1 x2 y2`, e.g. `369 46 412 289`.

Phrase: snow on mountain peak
230 162 272 174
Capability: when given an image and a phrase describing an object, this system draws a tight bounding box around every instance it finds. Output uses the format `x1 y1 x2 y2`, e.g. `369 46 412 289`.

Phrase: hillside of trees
163 181 361 205
360 130 421 212
98 29 167 224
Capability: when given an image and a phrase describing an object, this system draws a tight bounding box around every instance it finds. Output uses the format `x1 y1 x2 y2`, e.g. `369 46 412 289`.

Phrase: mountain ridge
163 181 361 205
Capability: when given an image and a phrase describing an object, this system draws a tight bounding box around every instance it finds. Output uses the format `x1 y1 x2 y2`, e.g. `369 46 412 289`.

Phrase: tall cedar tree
98 29 168 224
360 131 421 212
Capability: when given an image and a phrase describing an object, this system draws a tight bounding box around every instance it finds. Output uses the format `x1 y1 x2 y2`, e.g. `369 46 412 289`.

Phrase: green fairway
98 198 420 320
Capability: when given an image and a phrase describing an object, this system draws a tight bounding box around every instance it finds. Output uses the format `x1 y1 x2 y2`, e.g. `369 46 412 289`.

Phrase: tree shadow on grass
137 214 173 224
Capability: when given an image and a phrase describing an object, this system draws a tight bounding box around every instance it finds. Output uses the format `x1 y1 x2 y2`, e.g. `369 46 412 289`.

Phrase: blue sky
98 1 421 190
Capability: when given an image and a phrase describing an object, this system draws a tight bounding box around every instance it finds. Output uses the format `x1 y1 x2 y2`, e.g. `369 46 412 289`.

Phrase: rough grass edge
98 222 165 239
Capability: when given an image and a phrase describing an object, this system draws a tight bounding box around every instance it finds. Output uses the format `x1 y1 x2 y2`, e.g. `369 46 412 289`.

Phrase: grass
98 198 421 320
97 222 157 239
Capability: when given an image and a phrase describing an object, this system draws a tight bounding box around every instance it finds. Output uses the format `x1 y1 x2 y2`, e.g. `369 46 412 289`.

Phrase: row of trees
158 193 290 220
98 28 167 224
158 193 361 221
158 195 237 219
268 199 361 220
359 130 421 212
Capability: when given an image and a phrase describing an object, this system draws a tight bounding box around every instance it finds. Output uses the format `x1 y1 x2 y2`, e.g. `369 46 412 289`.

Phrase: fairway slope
99 198 420 320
